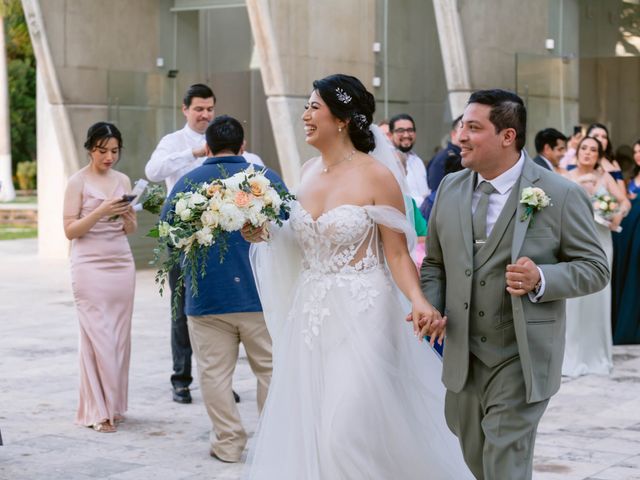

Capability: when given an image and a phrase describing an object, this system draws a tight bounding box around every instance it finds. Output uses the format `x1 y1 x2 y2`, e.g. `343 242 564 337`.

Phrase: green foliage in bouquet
141 184 166 215
148 166 294 317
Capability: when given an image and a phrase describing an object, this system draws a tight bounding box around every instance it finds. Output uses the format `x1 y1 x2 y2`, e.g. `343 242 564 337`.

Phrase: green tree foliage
3 0 36 173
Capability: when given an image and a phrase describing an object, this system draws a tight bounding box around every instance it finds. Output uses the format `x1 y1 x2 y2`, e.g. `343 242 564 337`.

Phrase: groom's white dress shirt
472 152 546 301
146 124 207 194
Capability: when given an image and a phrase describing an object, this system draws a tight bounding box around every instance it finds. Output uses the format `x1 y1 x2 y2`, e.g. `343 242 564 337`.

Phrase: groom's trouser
187 312 272 462
444 354 549 480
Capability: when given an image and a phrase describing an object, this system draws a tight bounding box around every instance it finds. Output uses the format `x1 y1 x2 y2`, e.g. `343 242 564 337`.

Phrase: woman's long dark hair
576 135 604 170
312 74 376 153
586 123 613 161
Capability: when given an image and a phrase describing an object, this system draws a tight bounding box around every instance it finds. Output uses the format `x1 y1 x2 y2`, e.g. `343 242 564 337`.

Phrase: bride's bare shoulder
360 153 398 183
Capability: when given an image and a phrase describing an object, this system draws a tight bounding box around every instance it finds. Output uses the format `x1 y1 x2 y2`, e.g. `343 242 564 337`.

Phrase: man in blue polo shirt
162 115 287 463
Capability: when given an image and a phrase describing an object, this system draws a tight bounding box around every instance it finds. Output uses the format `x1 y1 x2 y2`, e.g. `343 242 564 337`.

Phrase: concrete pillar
22 0 78 258
0 17 15 201
432 0 472 116
246 0 301 188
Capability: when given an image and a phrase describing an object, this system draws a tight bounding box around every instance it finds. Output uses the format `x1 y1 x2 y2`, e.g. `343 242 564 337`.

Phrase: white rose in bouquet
264 188 283 210
175 198 189 216
223 172 247 191
200 210 220 228
188 192 207 208
246 203 268 227
179 208 192 221
208 193 224 211
219 202 246 232
195 226 214 246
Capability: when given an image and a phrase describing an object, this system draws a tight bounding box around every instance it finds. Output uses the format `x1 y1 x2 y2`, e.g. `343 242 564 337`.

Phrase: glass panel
101 4 277 267
515 53 580 153
516 52 640 165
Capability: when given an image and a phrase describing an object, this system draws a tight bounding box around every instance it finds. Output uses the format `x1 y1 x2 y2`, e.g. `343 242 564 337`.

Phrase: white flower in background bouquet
150 165 294 305
592 192 622 232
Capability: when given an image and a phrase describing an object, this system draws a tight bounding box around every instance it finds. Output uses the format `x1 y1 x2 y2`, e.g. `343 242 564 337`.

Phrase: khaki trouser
187 312 272 462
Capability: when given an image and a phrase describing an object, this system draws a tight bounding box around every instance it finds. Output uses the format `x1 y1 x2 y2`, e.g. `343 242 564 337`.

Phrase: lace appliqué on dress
291 203 391 349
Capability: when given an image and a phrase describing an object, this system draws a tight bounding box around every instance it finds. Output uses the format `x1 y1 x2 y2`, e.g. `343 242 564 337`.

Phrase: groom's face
459 103 514 179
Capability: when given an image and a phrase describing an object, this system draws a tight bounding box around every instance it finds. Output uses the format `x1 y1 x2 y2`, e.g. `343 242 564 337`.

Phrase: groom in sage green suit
420 89 609 479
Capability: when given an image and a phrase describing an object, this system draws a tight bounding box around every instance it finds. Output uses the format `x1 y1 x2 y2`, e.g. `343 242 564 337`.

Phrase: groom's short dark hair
468 89 526 151
206 115 244 155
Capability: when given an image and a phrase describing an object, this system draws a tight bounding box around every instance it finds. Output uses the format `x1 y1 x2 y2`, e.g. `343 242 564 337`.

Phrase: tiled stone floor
1 239 638 479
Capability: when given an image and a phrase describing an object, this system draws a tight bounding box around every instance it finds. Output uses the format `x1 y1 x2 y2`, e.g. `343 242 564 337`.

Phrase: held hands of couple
505 256 541 296
406 297 447 347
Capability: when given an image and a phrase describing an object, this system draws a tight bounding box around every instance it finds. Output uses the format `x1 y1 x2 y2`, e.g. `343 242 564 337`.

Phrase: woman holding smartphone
63 122 137 433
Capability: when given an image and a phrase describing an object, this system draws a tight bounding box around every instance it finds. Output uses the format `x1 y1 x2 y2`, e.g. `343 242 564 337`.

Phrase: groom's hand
505 256 541 296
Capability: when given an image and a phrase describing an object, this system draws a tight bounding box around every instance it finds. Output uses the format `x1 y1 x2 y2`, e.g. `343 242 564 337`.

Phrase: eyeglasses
392 127 416 134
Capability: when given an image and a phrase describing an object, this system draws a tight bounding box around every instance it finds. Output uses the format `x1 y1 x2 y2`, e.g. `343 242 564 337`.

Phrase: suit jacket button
479 311 485 317
464 302 469 310
480 280 486 286
480 336 487 342
234 276 241 283
465 269 471 276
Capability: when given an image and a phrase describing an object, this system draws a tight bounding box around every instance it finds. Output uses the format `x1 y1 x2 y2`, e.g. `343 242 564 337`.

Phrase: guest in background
533 128 567 173
612 139 640 344
562 136 630 377
389 113 430 205
145 83 236 404
420 115 462 221
63 122 136 432
564 123 626 196
162 115 286 462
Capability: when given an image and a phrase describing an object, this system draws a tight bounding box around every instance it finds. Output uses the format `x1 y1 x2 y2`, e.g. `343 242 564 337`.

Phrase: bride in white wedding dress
243 74 472 479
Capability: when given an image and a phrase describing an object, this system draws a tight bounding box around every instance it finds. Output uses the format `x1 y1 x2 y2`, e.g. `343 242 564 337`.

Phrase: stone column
246 0 301 188
0 16 15 201
432 0 472 117
22 0 78 258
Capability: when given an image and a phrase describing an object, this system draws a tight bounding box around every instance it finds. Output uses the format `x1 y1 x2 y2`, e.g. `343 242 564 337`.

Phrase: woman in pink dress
63 122 137 433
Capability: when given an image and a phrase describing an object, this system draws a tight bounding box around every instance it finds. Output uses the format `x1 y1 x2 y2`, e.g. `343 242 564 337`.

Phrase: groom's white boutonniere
519 187 551 227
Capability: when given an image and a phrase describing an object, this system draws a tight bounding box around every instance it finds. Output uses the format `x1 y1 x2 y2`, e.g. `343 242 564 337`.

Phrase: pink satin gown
70 181 135 426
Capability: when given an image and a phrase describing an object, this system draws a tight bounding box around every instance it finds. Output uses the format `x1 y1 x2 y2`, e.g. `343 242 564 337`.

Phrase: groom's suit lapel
511 157 541 262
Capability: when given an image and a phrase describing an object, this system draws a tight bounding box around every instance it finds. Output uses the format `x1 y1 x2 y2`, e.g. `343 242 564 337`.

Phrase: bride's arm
371 166 445 344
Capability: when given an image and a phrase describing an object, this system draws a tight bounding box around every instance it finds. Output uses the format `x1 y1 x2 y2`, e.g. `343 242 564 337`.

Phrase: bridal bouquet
150 165 294 303
592 192 622 232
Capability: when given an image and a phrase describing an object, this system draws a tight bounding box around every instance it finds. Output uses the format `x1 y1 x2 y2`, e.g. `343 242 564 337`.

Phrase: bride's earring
338 127 343 132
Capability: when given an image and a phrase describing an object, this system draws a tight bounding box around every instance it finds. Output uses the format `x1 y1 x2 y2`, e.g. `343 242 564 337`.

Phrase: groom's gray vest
468 179 521 367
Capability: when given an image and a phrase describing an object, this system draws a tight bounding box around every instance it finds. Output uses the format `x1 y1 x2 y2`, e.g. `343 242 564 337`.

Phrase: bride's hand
240 222 269 243
410 297 446 346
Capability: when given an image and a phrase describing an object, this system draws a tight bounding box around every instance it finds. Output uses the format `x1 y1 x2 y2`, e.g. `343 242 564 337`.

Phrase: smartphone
573 125 582 136
120 194 137 203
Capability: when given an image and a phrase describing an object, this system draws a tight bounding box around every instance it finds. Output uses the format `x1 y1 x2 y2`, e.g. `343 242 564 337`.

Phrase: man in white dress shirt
146 83 216 405
389 113 430 205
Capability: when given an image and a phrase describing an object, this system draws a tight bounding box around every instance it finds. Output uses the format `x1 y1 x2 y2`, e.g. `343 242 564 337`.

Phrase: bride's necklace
322 149 356 173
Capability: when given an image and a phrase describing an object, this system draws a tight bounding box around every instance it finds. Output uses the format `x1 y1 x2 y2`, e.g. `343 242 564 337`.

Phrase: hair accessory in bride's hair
335 87 352 104
352 113 368 130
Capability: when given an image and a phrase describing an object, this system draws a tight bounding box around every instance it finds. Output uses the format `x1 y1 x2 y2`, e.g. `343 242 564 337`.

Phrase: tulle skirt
244 266 472 480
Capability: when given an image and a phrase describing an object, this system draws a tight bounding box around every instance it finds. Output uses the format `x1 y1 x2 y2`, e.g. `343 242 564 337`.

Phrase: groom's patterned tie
473 181 496 252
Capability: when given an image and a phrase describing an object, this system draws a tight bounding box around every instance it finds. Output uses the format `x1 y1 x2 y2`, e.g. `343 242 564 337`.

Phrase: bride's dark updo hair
312 74 376 153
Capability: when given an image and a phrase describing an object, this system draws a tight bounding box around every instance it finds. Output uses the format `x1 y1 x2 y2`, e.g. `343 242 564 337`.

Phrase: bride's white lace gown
246 201 472 479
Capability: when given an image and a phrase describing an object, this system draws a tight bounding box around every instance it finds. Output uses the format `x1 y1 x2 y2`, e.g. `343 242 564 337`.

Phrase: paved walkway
1 239 639 479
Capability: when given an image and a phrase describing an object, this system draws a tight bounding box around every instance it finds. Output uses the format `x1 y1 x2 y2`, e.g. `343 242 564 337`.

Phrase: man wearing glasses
389 113 430 205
